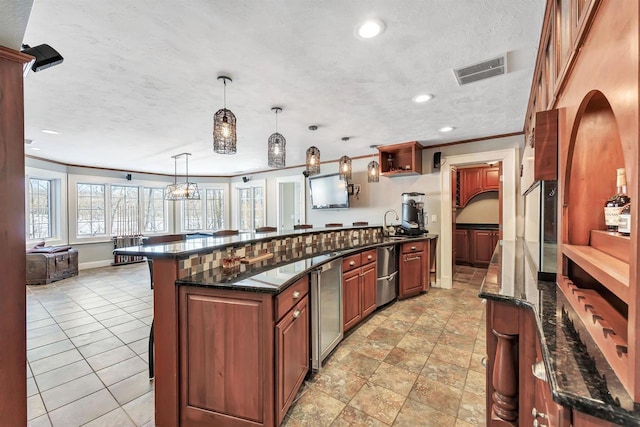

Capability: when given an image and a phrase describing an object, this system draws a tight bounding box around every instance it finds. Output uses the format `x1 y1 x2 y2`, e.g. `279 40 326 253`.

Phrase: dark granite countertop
176 234 438 294
113 225 382 259
480 240 640 426
455 223 499 230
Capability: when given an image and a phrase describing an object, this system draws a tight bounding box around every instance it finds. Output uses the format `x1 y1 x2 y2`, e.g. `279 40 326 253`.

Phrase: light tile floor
26 262 487 427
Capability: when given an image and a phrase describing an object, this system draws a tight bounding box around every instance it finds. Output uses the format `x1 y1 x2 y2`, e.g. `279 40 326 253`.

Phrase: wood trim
424 132 524 150
0 46 33 63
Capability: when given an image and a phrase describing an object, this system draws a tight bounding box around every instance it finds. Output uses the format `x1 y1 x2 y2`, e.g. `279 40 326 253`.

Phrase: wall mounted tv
309 173 349 209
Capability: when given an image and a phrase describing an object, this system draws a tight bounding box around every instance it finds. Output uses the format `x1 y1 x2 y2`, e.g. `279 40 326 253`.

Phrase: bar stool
294 224 313 229
212 229 239 236
352 221 369 226
255 226 277 233
325 223 343 227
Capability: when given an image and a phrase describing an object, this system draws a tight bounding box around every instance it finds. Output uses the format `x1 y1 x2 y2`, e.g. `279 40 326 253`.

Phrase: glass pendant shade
213 76 237 154
267 107 286 168
368 160 380 182
339 155 352 180
164 153 200 200
306 146 321 176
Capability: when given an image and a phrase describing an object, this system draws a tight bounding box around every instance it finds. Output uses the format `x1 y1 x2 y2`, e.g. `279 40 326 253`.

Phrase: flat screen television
309 173 349 209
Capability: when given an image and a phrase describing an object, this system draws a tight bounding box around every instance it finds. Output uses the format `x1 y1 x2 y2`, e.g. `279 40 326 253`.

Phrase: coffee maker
401 192 427 235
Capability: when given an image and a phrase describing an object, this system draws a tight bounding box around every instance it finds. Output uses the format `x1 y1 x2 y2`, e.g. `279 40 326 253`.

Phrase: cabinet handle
531 361 547 382
532 408 546 419
367 255 373 260
404 256 420 261
292 290 300 299
533 419 547 427
293 309 301 319
349 261 356 266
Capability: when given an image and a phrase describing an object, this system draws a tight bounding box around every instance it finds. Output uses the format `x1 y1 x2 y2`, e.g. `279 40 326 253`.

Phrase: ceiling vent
453 55 507 86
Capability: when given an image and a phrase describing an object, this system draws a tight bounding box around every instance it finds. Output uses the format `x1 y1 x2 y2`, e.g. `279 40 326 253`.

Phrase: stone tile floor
26 262 487 426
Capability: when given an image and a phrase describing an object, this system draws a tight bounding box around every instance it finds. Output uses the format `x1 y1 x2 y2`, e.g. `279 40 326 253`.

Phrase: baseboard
437 276 452 289
79 260 112 270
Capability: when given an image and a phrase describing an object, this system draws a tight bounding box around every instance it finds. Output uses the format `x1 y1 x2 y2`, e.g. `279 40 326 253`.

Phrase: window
205 189 225 230
110 185 139 236
142 187 166 233
77 183 106 236
27 178 52 240
183 199 202 231
238 186 265 231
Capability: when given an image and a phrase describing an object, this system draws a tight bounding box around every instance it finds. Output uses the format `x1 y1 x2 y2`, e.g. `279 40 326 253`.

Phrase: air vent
453 55 507 86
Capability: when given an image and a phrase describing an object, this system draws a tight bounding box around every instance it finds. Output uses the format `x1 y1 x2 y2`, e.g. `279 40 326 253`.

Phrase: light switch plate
431 214 437 223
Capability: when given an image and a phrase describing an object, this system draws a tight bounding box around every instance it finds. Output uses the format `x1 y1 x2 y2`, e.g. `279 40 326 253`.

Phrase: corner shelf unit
377 141 423 176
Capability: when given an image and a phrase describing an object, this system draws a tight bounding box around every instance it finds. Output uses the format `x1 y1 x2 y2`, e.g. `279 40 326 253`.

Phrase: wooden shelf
378 141 423 176
562 244 629 303
590 230 631 263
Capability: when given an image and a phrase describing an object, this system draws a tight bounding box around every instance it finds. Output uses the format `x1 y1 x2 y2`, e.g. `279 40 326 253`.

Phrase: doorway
276 175 306 230
439 148 518 289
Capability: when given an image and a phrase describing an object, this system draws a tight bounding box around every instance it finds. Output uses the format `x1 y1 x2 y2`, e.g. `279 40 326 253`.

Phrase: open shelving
377 141 423 176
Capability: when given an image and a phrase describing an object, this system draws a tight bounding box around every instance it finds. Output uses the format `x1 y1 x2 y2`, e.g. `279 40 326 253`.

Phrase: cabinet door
275 296 309 425
482 166 500 190
461 168 482 206
361 263 377 319
471 230 494 266
399 252 423 299
455 229 469 264
343 269 362 332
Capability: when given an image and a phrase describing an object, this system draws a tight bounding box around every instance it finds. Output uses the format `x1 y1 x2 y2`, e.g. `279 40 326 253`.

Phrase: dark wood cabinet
377 141 423 176
275 295 309 425
471 230 499 267
342 250 377 333
178 276 310 427
458 166 500 207
399 242 424 299
455 229 470 264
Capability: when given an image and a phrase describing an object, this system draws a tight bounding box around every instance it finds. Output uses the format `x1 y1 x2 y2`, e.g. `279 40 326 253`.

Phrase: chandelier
268 107 286 168
305 125 320 176
213 76 237 154
165 153 200 200
338 137 352 180
368 160 380 182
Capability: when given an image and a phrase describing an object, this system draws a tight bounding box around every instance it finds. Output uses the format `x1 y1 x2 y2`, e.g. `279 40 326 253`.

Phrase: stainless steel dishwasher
310 258 343 372
377 245 398 307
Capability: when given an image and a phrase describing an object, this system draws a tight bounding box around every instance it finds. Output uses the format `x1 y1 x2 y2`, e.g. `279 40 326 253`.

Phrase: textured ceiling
21 0 544 176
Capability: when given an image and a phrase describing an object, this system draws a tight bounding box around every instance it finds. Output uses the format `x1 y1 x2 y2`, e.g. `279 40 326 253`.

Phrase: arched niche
565 90 624 246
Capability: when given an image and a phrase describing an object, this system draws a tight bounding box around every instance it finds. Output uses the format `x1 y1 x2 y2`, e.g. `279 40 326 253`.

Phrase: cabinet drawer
276 277 309 320
402 241 424 254
342 254 361 273
361 249 376 265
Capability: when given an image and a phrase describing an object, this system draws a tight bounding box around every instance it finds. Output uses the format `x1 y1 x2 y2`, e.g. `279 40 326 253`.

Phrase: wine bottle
604 168 630 231
618 203 631 236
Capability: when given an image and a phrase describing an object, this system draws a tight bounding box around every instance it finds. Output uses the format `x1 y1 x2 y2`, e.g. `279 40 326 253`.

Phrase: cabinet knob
411 246 416 251
367 255 372 260
293 309 301 319
531 361 547 382
532 408 546 419
349 261 356 266
292 290 300 299
533 419 547 427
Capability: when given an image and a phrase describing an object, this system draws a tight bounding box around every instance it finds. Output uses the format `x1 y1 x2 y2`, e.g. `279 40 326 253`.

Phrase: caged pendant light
165 153 200 200
305 125 320 176
368 160 380 182
213 76 237 154
267 107 286 168
338 137 352 180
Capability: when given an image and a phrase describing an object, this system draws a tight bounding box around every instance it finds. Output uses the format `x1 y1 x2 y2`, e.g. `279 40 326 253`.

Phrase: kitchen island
480 241 640 426
115 226 437 427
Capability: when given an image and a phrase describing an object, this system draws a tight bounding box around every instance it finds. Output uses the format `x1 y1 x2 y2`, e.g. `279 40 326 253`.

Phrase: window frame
177 183 229 233
25 167 67 247
231 179 266 232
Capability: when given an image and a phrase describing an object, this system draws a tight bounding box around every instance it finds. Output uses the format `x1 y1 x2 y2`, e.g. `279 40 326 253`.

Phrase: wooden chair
352 221 369 226
325 223 343 227
212 229 239 237
293 224 313 230
255 226 277 233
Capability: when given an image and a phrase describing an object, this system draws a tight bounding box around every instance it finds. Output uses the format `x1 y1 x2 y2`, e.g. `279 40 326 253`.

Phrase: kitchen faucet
383 209 399 235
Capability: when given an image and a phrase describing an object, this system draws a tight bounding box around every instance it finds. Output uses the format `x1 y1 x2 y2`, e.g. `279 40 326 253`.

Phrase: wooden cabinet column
0 46 33 426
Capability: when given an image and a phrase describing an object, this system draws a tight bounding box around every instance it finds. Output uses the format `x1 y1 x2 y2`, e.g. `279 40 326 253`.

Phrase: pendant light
268 107 286 168
368 160 380 182
338 137 352 180
306 125 320 176
165 153 200 200
213 75 237 154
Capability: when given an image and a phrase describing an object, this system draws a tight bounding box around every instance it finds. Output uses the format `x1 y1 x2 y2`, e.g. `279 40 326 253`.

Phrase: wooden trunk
26 248 79 285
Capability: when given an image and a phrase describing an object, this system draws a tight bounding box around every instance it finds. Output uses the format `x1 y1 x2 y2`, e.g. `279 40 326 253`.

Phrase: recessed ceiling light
30 147 41 151
439 126 455 133
412 94 433 103
41 129 60 135
355 19 385 39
